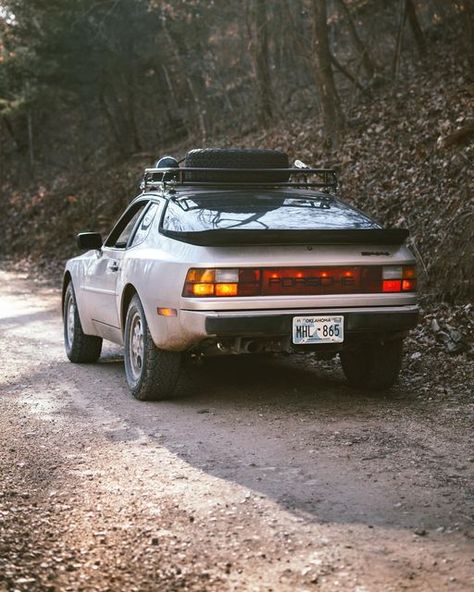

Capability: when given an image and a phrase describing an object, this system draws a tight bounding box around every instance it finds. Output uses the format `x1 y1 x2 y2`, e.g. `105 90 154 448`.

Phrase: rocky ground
0 270 473 592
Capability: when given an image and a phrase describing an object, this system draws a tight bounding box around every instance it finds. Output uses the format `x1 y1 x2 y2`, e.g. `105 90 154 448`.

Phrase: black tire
184 148 289 183
339 338 404 390
63 283 102 363
124 294 181 401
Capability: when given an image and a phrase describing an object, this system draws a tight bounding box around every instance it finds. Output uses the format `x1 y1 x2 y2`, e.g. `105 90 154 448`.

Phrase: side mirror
77 232 102 250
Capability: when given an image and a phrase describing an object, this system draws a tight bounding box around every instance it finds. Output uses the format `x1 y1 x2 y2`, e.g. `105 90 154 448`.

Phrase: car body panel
64 188 419 352
83 247 123 328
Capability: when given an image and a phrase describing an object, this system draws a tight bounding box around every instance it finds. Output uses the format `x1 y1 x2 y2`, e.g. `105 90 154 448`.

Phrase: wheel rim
128 311 144 381
66 294 75 348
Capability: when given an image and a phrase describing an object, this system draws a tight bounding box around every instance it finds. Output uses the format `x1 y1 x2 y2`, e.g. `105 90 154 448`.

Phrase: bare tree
406 0 427 56
162 19 209 143
393 0 426 79
251 0 274 127
310 0 344 146
393 0 408 79
457 0 474 69
334 0 376 80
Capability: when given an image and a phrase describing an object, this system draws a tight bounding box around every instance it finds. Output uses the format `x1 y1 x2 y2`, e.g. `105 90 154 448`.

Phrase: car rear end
146 188 418 365
136 147 422 390
160 242 418 356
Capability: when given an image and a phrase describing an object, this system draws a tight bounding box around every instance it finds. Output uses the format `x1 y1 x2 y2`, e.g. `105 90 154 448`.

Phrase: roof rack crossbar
141 166 338 191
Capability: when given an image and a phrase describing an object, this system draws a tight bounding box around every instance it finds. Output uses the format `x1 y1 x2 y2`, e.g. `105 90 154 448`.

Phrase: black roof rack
141 167 338 192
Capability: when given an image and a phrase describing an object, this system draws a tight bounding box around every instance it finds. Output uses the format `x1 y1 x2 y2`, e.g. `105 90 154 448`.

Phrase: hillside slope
1 39 472 303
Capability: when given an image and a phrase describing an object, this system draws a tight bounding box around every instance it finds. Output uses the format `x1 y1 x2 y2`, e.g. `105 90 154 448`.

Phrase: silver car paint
65 194 418 352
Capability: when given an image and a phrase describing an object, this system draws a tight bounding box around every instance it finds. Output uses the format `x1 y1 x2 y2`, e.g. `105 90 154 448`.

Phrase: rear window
162 191 378 232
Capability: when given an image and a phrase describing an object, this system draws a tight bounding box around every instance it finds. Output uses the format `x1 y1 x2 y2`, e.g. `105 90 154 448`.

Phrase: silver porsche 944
63 148 419 400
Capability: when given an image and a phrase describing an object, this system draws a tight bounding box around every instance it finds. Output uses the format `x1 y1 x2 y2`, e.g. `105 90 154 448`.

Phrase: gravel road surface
0 270 473 591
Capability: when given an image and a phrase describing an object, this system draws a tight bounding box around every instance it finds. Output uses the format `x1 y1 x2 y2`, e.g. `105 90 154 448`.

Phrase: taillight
261 267 381 295
183 268 258 297
382 265 416 292
183 265 416 297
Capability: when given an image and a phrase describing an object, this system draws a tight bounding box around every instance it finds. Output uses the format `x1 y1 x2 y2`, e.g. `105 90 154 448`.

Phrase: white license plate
292 316 344 344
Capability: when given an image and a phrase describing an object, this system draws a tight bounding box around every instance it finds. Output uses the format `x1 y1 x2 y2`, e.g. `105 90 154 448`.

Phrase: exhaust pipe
242 340 262 354
217 342 230 353
216 339 262 354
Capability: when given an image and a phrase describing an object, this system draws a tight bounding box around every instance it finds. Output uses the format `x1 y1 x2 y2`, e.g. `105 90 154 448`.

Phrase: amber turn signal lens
215 283 238 297
402 279 416 291
157 307 178 317
191 283 215 296
185 268 215 283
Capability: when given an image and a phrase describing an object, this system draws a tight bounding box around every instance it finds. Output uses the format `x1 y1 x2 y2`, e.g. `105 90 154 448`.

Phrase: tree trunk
335 0 376 80
437 120 474 150
330 53 368 94
253 0 274 127
392 0 408 80
406 0 427 56
125 73 142 153
161 65 180 112
459 0 474 69
1 116 20 152
281 0 313 88
162 22 208 143
310 0 344 146
99 91 128 156
27 110 35 173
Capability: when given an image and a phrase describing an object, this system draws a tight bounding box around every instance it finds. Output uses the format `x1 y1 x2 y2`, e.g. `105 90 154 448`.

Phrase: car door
84 200 150 331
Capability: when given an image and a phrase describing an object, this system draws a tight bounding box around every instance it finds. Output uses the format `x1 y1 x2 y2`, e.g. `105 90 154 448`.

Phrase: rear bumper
149 304 420 350
204 308 419 337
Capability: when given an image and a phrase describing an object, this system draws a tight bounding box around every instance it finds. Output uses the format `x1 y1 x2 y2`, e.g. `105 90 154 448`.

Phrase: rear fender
63 261 98 337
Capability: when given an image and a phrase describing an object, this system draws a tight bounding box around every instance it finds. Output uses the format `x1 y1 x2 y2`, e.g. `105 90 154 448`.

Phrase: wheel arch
62 271 73 316
121 283 138 332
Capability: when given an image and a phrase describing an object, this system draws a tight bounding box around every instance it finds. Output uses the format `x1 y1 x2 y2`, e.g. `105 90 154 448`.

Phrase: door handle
109 261 119 272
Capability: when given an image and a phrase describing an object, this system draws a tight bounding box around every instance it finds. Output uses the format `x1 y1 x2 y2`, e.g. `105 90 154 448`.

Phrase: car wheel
64 283 102 363
124 294 181 401
339 338 404 390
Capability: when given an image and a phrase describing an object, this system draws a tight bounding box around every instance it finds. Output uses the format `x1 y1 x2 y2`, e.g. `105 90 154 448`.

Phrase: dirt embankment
0 39 472 303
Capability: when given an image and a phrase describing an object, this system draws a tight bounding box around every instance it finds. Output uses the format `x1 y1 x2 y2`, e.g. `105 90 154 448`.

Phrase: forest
0 0 473 303
1 4 474 589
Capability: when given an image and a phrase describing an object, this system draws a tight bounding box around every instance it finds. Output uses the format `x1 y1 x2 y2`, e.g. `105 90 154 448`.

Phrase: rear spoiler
161 228 409 246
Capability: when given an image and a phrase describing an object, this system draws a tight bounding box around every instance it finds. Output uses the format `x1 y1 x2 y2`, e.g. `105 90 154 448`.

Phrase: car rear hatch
160 188 408 246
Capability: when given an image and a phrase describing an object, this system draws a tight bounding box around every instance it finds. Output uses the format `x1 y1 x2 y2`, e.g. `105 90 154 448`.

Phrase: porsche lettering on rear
269 275 356 287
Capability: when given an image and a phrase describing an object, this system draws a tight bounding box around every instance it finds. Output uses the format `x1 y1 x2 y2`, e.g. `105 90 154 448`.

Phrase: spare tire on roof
184 148 289 183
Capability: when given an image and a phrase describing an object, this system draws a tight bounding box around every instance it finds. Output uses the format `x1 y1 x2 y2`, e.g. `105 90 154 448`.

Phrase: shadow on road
2 291 470 537
77 351 467 533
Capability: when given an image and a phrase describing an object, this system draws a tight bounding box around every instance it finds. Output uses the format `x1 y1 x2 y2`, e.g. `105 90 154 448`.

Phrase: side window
105 202 148 249
130 202 160 247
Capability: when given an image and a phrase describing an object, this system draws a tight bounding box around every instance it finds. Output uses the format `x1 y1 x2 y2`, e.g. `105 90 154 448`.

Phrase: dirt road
0 269 473 591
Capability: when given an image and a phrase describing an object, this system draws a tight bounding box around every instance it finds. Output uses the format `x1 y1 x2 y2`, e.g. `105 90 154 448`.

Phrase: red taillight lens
261 267 381 295
382 279 402 292
238 269 261 296
382 265 417 293
401 266 416 291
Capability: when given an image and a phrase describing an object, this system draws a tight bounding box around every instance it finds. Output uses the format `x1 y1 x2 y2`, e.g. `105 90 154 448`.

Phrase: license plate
292 315 344 344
